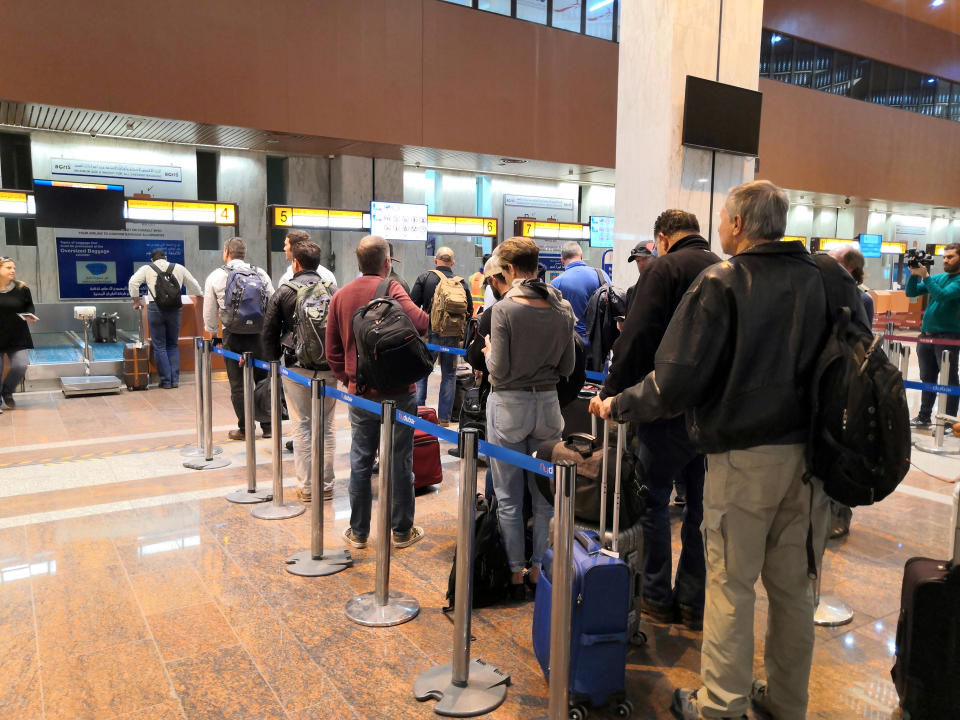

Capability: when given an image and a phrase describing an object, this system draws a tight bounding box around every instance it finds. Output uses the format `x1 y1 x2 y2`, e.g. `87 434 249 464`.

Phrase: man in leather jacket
597 210 720 631
593 180 867 720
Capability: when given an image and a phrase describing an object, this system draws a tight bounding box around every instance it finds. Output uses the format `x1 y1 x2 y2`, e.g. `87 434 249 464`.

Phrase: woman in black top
0 257 36 408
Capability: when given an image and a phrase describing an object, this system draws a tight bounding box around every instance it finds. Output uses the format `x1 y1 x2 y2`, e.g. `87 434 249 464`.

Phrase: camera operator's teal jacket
906 272 960 334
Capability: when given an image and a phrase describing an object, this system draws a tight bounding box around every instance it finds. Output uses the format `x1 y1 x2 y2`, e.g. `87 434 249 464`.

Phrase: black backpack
352 278 433 395
443 494 512 613
805 290 911 508
149 262 183 309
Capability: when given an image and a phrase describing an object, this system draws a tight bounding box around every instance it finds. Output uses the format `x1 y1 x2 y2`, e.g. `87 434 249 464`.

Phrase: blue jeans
0 349 29 396
415 333 458 421
148 304 182 387
635 419 706 611
487 389 561 573
348 392 417 539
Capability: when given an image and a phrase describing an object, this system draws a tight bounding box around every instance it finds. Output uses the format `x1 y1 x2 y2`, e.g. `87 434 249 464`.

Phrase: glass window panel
552 0 581 31
832 52 852 96
950 84 960 121
850 57 871 100
936 78 951 104
920 76 938 105
760 30 772 78
903 70 923 111
585 0 615 39
441 0 472 5
770 34 794 83
478 0 511 14
517 0 547 24
792 40 814 88
887 66 905 107
812 46 832 90
869 62 887 103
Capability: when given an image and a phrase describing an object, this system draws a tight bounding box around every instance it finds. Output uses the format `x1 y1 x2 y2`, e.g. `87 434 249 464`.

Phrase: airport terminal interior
1 0 960 718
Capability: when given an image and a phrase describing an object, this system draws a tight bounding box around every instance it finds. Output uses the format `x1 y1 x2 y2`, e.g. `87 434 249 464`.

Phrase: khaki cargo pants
696 443 830 720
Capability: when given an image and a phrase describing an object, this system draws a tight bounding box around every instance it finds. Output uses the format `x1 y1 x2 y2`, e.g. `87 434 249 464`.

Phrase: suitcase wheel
569 705 587 720
615 699 633 718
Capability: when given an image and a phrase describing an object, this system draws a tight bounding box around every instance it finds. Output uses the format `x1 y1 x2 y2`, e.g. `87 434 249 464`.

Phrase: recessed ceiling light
931 0 944 7
697 178 710 183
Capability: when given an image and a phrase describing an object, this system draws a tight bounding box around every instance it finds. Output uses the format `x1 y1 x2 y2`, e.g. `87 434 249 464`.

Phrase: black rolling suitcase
891 483 960 719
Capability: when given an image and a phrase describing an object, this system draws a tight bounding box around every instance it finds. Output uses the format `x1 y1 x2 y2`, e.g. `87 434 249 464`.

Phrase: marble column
281 156 332 281
613 0 763 288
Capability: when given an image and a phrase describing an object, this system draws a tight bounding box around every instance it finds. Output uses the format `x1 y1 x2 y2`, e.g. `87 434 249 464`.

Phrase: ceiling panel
859 0 960 38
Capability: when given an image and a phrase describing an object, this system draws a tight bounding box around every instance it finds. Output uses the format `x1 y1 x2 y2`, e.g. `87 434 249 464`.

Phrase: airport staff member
0 256 36 410
128 249 203 389
906 242 960 428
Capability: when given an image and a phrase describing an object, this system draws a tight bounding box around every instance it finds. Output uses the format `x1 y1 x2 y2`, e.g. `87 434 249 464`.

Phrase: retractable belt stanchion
286 378 352 576
414 428 510 715
345 399 419 626
900 344 912 379
813 560 853 627
182 339 229 470
252 361 305 519
226 352 272 504
182 338 219 457
546 461 576 720
915 349 960 456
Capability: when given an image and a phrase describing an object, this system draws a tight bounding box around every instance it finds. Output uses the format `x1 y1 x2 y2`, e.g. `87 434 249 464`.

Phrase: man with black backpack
326 235 430 550
410 247 472 426
262 241 337 503
203 237 275 441
593 181 870 720
128 248 203 389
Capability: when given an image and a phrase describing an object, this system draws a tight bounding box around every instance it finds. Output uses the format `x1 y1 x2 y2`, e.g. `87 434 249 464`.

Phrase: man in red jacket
326 235 430 550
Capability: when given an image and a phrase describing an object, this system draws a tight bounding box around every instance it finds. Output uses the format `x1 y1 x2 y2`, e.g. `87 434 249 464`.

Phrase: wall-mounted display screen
858 233 882 258
34 180 126 230
590 216 615 248
682 76 763 157
370 201 427 241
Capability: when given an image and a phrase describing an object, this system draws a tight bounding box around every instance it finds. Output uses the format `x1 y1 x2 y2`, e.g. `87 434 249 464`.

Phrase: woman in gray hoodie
482 237 576 600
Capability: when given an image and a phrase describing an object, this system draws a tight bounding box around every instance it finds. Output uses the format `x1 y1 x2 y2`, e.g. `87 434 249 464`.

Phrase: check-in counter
138 297 225 372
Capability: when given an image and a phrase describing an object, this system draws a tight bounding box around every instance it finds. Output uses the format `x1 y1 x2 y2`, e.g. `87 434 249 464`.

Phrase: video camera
905 248 935 270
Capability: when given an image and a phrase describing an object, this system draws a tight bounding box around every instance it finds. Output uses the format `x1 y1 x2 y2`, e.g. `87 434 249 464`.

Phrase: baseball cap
627 241 655 262
482 252 507 279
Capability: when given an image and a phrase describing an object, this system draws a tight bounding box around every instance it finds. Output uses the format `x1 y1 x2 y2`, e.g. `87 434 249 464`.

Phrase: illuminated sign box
858 233 882 258
0 191 32 215
558 223 584 240
782 235 806 243
881 242 907 254
534 222 560 239
329 210 364 230
127 199 237 226
428 216 457 234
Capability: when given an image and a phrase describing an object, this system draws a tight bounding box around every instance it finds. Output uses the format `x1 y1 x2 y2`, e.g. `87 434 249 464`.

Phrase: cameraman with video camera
906 242 960 428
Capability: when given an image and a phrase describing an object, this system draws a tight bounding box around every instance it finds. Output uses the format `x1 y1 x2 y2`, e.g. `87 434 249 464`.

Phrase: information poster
57 235 185 299
590 216 615 248
370 201 428 241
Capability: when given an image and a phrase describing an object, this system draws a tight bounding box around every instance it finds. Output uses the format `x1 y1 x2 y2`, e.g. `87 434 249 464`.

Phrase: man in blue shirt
550 241 610 342
905 242 960 427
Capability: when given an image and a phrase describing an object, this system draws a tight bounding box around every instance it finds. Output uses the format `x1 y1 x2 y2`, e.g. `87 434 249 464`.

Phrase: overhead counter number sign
126 199 237 226
0 191 33 215
522 221 535 238
215 203 236 225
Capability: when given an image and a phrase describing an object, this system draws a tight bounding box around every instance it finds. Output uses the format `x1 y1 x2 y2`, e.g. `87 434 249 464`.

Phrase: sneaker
323 486 334 501
671 688 746 720
750 681 774 719
641 597 678 624
296 488 311 504
910 415 931 428
2 394 15 408
285 440 294 453
673 494 686 507
227 429 245 441
342 528 367 549
438 420 450 427
392 526 425 548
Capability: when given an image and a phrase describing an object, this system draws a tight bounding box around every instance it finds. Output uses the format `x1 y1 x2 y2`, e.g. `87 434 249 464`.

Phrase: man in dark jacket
261 241 338 503
596 210 720 631
411 247 473 425
593 181 867 720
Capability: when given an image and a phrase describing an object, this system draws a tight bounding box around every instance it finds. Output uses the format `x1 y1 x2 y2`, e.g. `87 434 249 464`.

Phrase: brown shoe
296 488 311 503
641 597 678 624
227 429 245 441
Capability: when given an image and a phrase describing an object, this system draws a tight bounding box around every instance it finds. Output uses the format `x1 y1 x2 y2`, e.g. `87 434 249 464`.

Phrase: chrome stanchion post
345 400 419 626
286 378 352 575
813 557 853 627
900 344 911 379
413 429 510 715
915 349 960 455
226 352 272 503
252 361 304 519
599 419 610 547
181 338 210 457
183 339 229 470
547 461 576 720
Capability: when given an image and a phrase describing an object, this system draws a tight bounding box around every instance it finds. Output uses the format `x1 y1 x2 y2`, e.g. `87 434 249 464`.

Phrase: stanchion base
225 488 273 504
250 502 305 520
345 590 419 627
180 444 222 458
182 457 231 470
413 660 510 717
814 595 855 627
913 439 960 456
285 549 352 577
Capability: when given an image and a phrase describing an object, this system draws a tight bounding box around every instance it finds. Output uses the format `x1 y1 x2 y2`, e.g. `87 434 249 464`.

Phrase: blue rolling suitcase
533 529 632 717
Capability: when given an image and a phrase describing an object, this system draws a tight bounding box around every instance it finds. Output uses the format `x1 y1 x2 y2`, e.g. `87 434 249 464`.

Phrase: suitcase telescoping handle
574 530 602 554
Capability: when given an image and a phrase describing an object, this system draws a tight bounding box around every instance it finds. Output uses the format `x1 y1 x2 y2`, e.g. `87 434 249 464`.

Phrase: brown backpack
430 270 469 338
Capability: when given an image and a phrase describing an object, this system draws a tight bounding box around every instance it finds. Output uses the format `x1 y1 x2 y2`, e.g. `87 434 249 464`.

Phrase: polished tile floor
0 373 956 719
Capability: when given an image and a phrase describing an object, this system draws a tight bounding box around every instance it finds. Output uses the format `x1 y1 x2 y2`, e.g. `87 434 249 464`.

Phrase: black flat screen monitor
681 76 763 157
33 180 126 230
